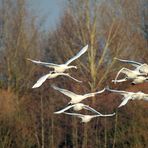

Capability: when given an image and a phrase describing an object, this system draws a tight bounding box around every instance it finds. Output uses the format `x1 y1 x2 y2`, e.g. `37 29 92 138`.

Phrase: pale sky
27 0 67 30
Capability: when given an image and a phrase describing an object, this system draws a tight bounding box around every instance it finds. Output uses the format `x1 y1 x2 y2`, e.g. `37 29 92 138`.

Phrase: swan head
68 101 72 105
49 71 55 74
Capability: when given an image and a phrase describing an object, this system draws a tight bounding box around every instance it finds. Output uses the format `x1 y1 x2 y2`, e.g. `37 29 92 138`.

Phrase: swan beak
68 102 72 105
131 82 136 85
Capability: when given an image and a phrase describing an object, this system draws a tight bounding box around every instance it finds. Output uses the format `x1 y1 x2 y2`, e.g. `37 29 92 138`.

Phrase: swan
54 103 101 114
114 57 148 74
51 85 105 104
63 112 115 123
112 76 148 84
32 72 82 88
113 67 147 84
27 45 88 73
105 87 148 108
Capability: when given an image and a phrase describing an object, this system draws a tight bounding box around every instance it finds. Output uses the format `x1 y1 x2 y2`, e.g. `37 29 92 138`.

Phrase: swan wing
51 85 78 98
54 104 75 114
84 88 105 97
98 113 116 117
114 67 137 84
112 78 127 83
65 74 82 83
118 96 131 108
83 106 102 115
63 112 84 118
114 57 142 67
27 58 60 68
65 45 88 65
105 87 129 95
32 73 50 88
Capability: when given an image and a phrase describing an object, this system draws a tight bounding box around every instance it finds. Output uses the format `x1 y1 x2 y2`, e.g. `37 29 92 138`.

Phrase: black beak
67 102 72 106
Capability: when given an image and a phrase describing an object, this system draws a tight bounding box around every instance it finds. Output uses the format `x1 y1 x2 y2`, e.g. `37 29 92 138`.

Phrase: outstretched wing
54 104 75 114
65 74 82 83
51 85 78 98
105 86 129 95
83 105 102 115
114 68 134 83
63 112 84 118
83 88 105 98
65 45 88 65
112 78 127 83
118 96 131 108
32 73 50 88
99 113 116 117
27 58 60 68
114 57 142 67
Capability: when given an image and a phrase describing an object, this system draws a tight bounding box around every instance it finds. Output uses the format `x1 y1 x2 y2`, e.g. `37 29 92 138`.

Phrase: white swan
51 85 105 104
106 87 148 108
27 45 88 73
32 72 82 88
63 112 115 123
54 103 101 114
112 76 148 84
113 67 147 84
114 57 148 74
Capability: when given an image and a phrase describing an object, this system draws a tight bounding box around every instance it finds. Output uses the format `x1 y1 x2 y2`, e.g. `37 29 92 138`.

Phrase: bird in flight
112 67 147 84
112 75 148 85
27 45 88 73
114 57 148 74
63 112 115 123
51 85 105 104
32 72 82 88
106 87 148 108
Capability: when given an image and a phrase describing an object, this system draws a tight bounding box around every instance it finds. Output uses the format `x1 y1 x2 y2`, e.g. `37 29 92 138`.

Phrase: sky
27 0 67 30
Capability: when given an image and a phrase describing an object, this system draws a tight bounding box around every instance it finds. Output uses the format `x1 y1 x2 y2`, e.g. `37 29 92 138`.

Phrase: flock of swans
27 45 148 123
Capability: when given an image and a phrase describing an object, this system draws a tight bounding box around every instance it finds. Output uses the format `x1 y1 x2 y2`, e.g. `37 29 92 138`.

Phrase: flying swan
106 87 148 108
113 67 147 84
51 85 105 104
27 45 88 73
112 75 148 85
63 112 115 123
32 72 82 88
114 57 148 74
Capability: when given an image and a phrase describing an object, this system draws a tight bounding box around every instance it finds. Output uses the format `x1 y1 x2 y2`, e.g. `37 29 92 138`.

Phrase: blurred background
0 0 148 147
